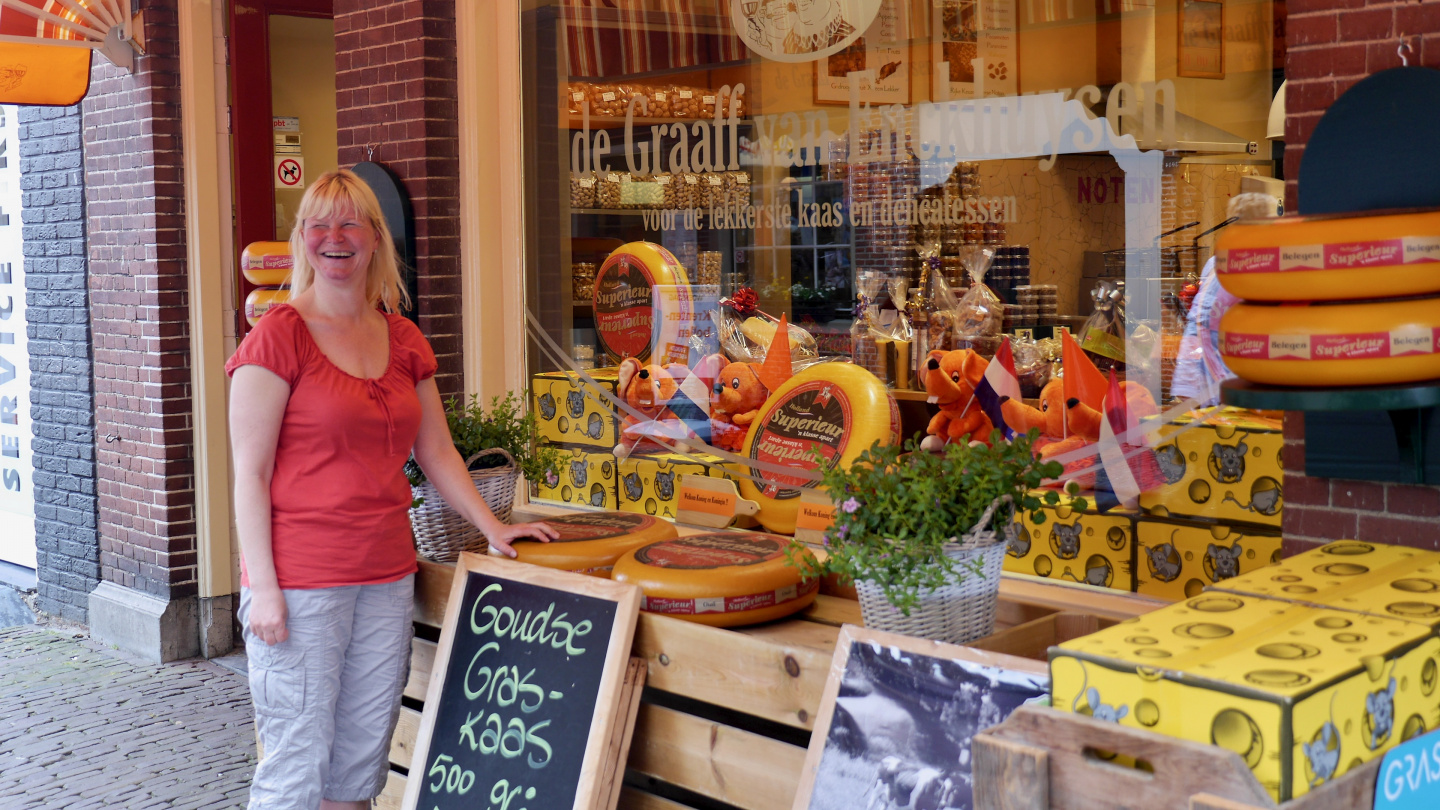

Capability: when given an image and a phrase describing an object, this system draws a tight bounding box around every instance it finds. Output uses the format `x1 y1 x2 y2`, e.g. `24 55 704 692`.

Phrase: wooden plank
971 735 1049 810
627 703 807 810
1191 795 1269 810
389 706 422 771
799 594 862 627
405 637 436 701
1280 757 1378 810
969 612 1109 661
634 612 830 730
734 616 842 657
376 770 405 810
595 658 648 810
413 557 454 629
998 574 1166 622
618 786 697 810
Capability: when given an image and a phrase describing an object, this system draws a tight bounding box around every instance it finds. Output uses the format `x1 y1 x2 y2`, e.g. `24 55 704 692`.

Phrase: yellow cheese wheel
244 287 290 327
1220 294 1440 386
240 241 294 286
509 512 677 576
611 533 818 627
1215 209 1440 301
593 241 691 365
739 362 899 534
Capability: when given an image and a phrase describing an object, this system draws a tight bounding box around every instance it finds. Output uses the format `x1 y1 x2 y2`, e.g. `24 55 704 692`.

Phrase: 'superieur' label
749 381 852 500
1223 328 1440 360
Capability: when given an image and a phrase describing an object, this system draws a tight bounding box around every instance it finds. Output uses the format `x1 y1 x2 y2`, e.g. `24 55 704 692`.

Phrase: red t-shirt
225 304 436 589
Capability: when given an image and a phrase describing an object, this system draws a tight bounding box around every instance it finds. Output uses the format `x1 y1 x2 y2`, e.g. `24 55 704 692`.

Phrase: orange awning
0 0 142 105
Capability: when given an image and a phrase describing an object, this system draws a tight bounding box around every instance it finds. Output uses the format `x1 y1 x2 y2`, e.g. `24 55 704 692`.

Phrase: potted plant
789 430 1082 644
406 391 561 562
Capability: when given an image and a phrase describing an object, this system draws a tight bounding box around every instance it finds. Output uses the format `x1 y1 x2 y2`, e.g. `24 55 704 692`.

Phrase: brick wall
334 0 463 398
1280 0 1440 552
20 105 98 623
81 1 199 601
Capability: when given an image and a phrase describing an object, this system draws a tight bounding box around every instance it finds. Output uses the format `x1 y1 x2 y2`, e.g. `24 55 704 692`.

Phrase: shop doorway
229 0 336 335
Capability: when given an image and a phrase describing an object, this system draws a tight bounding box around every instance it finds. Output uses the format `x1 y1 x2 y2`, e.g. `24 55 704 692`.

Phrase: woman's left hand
487 520 560 559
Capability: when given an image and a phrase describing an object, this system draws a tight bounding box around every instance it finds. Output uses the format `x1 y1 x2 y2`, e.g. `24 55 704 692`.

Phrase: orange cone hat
756 314 795 394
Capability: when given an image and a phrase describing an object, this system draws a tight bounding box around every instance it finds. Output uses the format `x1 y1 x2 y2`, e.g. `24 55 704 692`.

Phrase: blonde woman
227 168 557 809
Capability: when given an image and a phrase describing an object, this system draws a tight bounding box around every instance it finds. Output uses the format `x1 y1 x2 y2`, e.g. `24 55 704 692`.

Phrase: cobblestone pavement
0 625 256 809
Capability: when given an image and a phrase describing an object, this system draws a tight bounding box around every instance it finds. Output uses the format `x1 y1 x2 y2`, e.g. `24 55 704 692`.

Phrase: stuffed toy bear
613 357 709 460
1004 378 1160 448
919 348 994 451
707 355 770 452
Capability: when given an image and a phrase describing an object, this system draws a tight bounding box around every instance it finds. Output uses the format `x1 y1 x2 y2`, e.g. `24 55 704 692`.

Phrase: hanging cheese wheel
611 533 818 627
1215 209 1440 302
738 362 899 534
1220 294 1440 386
593 241 692 365
240 241 294 286
244 288 290 327
509 512 677 576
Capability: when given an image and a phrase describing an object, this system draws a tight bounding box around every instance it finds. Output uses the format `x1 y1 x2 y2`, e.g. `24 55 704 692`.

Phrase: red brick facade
81 2 198 600
334 0 464 399
1281 0 1440 551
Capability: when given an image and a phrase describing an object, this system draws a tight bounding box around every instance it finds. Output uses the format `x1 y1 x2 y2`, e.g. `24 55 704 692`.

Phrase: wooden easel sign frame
792 624 1049 810
403 553 642 810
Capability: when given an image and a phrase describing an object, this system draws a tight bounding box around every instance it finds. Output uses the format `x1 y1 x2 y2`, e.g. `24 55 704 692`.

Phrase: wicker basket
855 498 1010 645
410 448 519 563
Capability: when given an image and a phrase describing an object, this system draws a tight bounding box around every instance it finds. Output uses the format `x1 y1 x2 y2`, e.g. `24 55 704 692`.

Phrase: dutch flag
974 338 1022 440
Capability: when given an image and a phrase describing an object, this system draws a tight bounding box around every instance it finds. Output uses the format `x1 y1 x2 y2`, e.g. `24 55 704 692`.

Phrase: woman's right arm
229 364 292 645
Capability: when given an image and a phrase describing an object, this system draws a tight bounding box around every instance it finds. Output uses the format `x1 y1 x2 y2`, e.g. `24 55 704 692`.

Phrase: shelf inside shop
571 208 653 217
1221 378 1440 486
565 115 754 130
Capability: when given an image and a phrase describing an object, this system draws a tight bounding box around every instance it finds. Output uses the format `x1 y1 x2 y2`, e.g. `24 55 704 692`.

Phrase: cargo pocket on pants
249 645 306 720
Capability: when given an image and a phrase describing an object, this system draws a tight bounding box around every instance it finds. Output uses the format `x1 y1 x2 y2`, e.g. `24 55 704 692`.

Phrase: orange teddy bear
614 357 703 460
919 349 994 451
1003 378 1160 459
708 356 770 452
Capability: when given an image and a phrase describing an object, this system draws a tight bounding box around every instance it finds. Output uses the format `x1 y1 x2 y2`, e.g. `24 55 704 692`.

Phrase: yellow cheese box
617 451 743 521
1139 406 1283 528
531 368 620 449
1210 540 1440 626
1052 592 1440 802
530 446 618 510
1134 516 1283 601
1007 492 1135 592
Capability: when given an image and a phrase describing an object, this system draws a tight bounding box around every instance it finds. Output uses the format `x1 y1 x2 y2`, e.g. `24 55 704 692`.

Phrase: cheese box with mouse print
1139 406 1283 529
1134 515 1283 601
1007 491 1136 593
530 446 618 510
1052 590 1440 803
617 450 744 521
530 368 621 450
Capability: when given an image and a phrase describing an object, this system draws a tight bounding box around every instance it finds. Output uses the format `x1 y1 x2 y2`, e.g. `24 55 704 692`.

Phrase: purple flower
842 497 861 513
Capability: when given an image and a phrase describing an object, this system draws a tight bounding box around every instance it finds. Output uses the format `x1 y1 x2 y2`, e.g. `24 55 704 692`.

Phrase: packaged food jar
570 171 596 209
596 171 624 209
571 263 597 301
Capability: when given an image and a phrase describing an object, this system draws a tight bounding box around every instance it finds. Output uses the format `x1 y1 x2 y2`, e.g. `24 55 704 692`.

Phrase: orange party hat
757 313 795 394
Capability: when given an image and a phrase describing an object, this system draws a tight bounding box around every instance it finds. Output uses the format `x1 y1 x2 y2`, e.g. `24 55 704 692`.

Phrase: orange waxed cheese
244 287 290 326
509 511 677 576
240 241 294 286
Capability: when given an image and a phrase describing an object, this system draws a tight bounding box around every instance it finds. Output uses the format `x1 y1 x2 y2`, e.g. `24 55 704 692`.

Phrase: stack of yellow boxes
1007 491 1137 592
530 369 622 509
617 450 744 521
1052 540 1440 802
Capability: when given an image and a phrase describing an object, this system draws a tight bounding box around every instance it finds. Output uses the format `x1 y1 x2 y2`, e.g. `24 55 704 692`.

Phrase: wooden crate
379 555 1165 810
972 705 1379 810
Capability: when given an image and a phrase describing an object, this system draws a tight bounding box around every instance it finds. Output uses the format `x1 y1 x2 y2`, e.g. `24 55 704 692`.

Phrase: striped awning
0 1 143 104
564 0 748 79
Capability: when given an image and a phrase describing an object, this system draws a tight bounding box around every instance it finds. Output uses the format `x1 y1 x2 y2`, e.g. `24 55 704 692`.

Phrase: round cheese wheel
739 362 899 534
240 241 294 286
1215 209 1440 302
593 241 691 365
509 512 678 576
1220 294 1440 386
244 287 290 327
611 533 818 627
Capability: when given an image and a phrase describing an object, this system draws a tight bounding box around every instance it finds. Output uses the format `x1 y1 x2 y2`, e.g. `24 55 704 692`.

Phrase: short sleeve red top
225 304 437 590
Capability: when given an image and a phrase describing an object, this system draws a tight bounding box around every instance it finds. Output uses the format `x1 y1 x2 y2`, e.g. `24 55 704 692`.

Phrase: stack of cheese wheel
242 241 293 326
611 532 818 626
592 241 691 365
738 361 900 534
507 511 677 576
1216 209 1440 386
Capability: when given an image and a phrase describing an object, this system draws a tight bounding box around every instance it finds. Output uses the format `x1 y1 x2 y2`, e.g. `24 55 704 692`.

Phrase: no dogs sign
275 156 304 188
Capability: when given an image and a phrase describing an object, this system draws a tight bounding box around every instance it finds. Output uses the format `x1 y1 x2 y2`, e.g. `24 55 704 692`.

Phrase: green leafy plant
787 429 1084 614
405 391 561 489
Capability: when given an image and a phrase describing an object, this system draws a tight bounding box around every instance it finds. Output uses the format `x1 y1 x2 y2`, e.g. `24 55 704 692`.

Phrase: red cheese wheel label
545 512 661 543
749 381 851 500
1223 328 1440 361
245 254 293 270
633 534 786 569
1221 237 1440 275
594 253 657 361
642 579 818 615
1324 240 1403 270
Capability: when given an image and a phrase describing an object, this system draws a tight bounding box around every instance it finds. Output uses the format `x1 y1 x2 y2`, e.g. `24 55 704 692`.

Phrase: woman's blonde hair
287 168 410 313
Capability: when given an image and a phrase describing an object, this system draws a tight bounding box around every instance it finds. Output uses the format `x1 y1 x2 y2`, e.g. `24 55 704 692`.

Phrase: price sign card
1376 728 1440 810
403 553 642 810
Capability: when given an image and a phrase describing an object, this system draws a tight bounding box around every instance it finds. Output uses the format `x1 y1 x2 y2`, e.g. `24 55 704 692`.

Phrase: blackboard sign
404 553 642 810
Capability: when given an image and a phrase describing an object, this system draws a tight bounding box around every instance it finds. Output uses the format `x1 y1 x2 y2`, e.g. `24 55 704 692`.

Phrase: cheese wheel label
642 579 818 615
1223 329 1440 361
545 512 662 542
244 253 293 271
1221 237 1440 275
749 381 852 500
594 253 657 361
633 534 785 569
